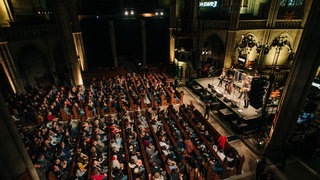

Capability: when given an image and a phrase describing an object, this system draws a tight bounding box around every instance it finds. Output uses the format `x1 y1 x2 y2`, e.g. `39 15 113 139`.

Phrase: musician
241 78 251 108
225 74 234 94
218 68 226 87
238 78 251 99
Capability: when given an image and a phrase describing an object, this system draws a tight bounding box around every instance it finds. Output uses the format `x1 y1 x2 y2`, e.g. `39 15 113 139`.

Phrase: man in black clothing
204 102 211 119
256 157 266 180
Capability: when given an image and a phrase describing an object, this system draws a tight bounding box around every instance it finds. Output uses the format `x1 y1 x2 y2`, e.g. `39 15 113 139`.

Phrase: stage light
124 10 129 15
130 10 134 15
155 9 164 16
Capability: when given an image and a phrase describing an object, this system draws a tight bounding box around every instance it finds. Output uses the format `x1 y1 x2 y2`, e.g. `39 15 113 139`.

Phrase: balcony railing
199 19 302 30
200 20 229 29
275 19 302 29
1 23 58 41
238 20 267 29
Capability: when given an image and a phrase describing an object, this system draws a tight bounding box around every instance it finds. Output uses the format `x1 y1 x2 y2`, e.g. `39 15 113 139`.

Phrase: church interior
0 0 320 180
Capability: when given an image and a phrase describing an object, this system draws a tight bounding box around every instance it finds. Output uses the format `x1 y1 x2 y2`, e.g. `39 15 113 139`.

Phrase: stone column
53 0 83 85
223 0 242 68
224 31 237 68
141 19 147 65
72 32 88 71
301 0 314 28
266 0 280 28
109 20 118 67
67 0 88 71
265 0 320 161
0 92 39 179
0 42 25 94
224 0 241 68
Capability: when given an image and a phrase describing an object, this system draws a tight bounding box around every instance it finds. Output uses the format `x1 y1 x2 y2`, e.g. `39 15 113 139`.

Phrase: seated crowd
6 71 243 179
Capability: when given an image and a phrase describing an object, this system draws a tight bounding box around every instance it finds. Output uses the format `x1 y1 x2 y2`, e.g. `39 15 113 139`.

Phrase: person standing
218 69 226 87
242 78 251 108
256 157 267 180
204 102 211 119
225 74 234 94
244 92 250 108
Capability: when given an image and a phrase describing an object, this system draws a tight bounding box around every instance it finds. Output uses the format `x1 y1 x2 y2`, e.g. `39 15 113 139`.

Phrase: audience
6 71 242 179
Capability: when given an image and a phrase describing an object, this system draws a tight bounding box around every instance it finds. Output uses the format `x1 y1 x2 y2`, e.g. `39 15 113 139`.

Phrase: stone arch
202 33 225 66
53 41 68 73
234 33 260 68
264 32 294 66
52 41 70 85
17 45 47 88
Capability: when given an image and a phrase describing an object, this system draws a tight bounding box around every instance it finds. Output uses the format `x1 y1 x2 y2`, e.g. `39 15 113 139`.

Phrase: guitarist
238 78 250 99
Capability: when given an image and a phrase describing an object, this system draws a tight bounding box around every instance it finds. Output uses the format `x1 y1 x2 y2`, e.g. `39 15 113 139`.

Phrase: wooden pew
139 76 158 109
158 112 193 178
180 107 231 177
105 115 114 180
123 78 137 111
60 107 72 121
131 76 147 110
144 110 172 176
108 101 117 114
175 88 184 105
146 74 164 107
72 105 81 119
192 109 245 176
120 113 134 180
133 112 152 179
84 105 95 118
167 107 206 179
180 109 223 166
160 93 168 106
155 73 180 105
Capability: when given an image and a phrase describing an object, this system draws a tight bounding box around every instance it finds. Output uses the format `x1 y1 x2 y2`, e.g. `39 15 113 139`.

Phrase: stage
193 77 262 121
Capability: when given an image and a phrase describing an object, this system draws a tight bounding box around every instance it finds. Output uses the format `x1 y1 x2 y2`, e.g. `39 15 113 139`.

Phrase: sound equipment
249 77 266 109
231 100 238 108
219 108 233 120
216 92 223 98
223 97 231 102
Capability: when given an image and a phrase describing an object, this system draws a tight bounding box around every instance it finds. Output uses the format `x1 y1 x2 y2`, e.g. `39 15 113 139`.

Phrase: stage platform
192 77 261 121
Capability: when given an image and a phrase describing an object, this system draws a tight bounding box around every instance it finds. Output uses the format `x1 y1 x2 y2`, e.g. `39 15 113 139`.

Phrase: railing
200 19 301 30
238 20 267 29
200 20 229 29
1 23 58 41
275 19 302 29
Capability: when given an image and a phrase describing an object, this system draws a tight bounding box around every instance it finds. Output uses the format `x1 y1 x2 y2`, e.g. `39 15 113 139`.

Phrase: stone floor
179 85 320 180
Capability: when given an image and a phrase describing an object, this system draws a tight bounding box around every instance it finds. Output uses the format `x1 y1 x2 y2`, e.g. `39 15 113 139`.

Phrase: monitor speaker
223 97 231 102
216 92 223 98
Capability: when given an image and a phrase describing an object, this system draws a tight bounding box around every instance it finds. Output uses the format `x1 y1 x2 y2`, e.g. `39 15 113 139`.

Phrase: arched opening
264 33 294 69
53 42 70 86
233 33 260 70
17 45 47 89
201 34 225 77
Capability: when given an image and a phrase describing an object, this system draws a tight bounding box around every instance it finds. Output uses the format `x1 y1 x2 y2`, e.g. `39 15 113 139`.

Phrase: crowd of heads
6 71 241 179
